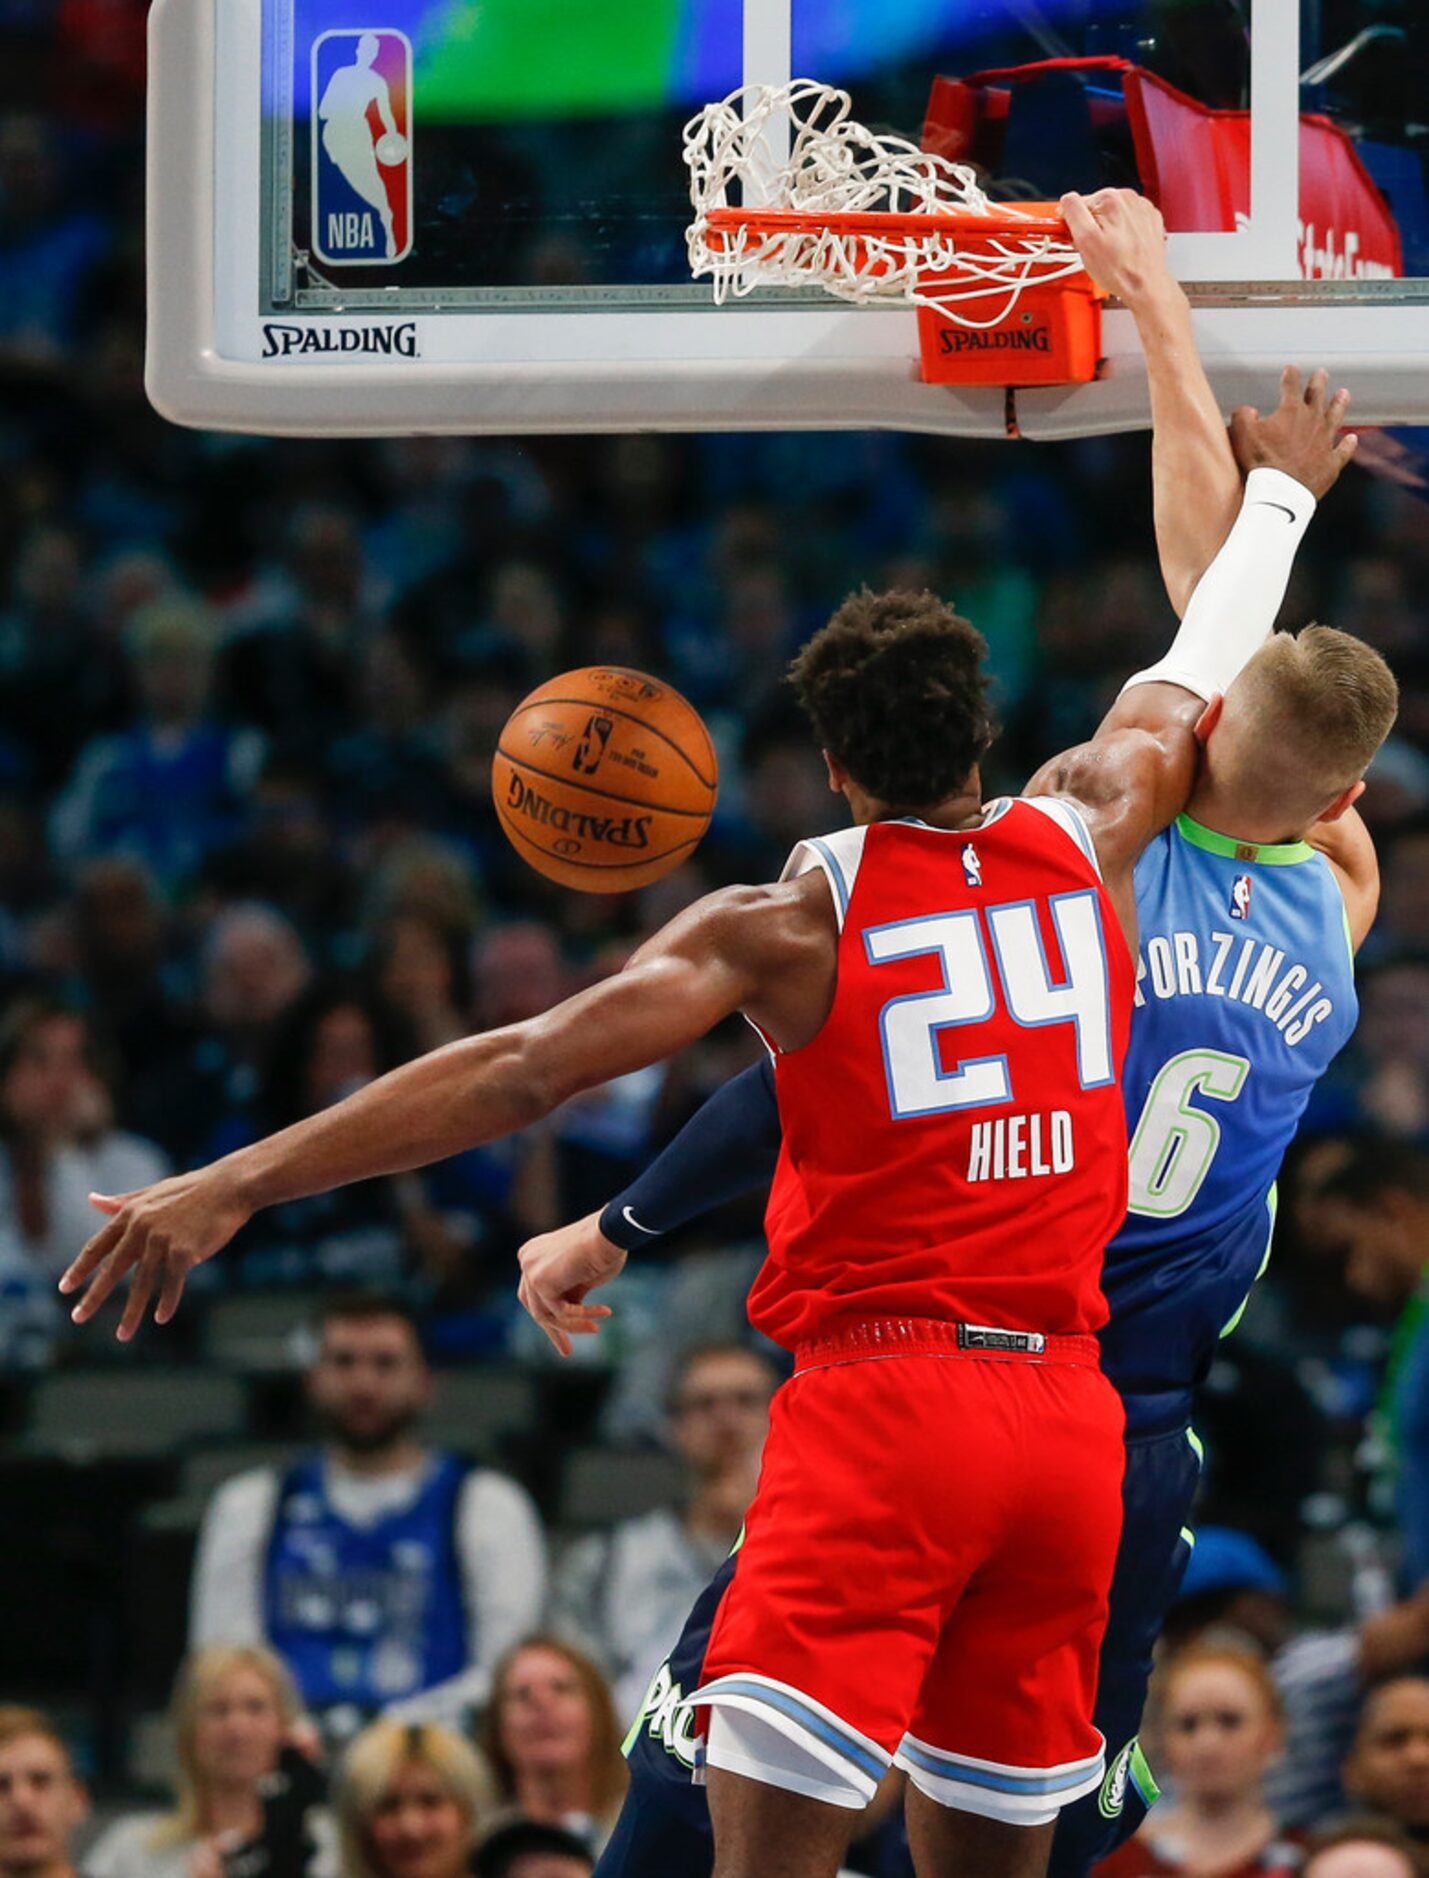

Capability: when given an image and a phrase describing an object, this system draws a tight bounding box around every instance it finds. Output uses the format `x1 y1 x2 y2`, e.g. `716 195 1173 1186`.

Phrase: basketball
493 667 719 893
375 132 408 167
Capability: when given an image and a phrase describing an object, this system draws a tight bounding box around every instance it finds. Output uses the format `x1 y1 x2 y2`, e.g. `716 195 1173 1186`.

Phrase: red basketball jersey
750 798 1136 1349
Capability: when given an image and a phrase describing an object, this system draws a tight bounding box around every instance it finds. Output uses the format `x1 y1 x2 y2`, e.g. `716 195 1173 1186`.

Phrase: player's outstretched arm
1095 370 1355 752
1062 188 1240 620
60 882 829 1341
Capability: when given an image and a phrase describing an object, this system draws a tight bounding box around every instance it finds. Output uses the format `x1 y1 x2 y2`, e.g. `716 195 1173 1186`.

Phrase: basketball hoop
684 82 1102 388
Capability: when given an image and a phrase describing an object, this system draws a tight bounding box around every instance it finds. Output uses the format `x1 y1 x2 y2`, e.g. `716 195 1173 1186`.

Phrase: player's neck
1183 779 1306 849
848 772 984 832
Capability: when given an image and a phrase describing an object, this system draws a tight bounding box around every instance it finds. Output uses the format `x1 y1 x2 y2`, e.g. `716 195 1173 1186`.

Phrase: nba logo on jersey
962 844 983 888
1230 874 1253 920
311 30 413 267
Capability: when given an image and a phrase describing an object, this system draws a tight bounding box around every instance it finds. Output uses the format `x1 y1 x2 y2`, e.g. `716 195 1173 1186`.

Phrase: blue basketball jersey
1104 814 1357 1430
263 1454 470 1730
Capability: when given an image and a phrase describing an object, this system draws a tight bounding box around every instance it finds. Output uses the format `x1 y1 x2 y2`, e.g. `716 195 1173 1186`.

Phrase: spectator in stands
85 1642 336 1877
1339 964 1429 1142
371 914 470 1056
333 1719 488 1878
50 598 264 895
549 1342 776 1722
219 505 385 757
1303 1819 1425 1878
0 1707 89 1878
479 1639 626 1853
144 901 312 1168
472 1820 594 1878
1307 1142 1429 1587
1098 1647 1303 1877
1341 1679 1429 1844
0 993 168 1368
1160 1528 1429 1833
189 1292 546 1748
236 980 418 1290
0 114 109 365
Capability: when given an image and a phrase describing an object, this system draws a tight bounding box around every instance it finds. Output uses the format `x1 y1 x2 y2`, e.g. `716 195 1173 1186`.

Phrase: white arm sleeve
386 1469 549 1725
1121 467 1317 702
188 1469 278 1648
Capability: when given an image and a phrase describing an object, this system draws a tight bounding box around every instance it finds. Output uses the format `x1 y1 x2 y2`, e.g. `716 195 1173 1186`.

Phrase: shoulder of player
683 874 835 962
1034 725 1200 860
1041 724 1197 806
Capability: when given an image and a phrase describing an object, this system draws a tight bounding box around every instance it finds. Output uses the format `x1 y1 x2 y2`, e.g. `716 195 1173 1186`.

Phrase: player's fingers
68 1218 145 1322
554 1301 613 1326
1278 364 1303 407
1328 387 1352 431
60 1211 126 1295
522 1278 575 1357
117 1244 163 1342
1304 365 1330 412
87 1190 137 1219
1335 431 1360 463
1059 192 1097 247
155 1261 189 1327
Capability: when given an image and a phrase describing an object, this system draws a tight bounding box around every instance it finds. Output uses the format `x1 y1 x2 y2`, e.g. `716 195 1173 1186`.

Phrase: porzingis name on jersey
1133 928 1336 1047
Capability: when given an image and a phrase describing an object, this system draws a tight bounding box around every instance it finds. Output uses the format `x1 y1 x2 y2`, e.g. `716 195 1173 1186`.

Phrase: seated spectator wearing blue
334 1719 490 1878
0 1707 90 1878
189 1292 547 1747
1342 1680 1429 1847
1161 1531 1429 1835
0 994 168 1368
474 1820 596 1878
550 1343 777 1725
50 598 264 896
479 1640 627 1854
1306 1142 1429 1590
86 1643 335 1877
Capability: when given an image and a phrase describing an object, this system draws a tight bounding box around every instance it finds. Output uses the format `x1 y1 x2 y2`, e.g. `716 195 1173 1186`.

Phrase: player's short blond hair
1232 626 1398 806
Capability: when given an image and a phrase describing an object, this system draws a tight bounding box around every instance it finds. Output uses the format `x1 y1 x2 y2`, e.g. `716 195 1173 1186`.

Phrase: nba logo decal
312 30 413 266
1230 874 1252 920
962 844 982 889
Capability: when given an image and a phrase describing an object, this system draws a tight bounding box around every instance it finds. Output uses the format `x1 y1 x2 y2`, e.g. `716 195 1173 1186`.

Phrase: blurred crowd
5 4 1429 1877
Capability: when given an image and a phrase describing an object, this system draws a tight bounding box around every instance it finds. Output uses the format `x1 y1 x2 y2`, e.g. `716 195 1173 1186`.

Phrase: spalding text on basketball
506 774 652 849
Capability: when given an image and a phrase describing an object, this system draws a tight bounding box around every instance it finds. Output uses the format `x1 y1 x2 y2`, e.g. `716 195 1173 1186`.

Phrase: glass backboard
148 0 1429 437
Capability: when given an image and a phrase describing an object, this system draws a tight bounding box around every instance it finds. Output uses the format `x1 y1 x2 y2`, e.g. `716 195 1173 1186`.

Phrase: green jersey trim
1175 815 1314 867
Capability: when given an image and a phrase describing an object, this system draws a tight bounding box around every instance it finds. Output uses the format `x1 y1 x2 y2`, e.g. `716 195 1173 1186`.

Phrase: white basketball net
685 82 1086 328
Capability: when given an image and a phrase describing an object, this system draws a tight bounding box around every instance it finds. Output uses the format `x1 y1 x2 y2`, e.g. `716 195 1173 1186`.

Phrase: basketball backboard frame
147 0 1429 440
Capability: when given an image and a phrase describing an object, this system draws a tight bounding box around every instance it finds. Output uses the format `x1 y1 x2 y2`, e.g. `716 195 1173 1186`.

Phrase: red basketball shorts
693 1318 1126 1824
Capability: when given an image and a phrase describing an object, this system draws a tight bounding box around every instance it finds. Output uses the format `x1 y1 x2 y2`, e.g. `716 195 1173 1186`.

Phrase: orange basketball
492 667 719 893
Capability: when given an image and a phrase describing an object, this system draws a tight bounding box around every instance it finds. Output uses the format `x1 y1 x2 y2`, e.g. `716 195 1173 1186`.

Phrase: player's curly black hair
789 588 995 809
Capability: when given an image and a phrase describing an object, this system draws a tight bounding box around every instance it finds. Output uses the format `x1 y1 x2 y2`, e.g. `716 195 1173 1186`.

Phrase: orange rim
702 203 1071 244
